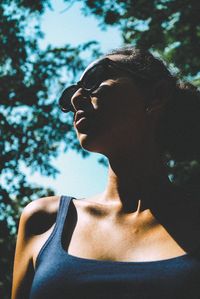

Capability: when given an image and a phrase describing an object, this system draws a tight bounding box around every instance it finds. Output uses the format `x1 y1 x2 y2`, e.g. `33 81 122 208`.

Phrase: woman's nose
71 88 91 112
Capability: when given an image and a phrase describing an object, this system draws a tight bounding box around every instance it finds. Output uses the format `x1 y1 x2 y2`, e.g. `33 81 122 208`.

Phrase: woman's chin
78 133 105 154
79 135 98 152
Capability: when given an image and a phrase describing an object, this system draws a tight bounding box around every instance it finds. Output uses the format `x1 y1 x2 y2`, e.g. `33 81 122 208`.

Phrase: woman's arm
11 202 36 299
11 196 59 299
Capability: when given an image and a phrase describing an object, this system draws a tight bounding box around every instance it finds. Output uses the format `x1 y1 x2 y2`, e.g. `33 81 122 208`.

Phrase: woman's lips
74 110 86 122
74 110 92 132
76 116 87 125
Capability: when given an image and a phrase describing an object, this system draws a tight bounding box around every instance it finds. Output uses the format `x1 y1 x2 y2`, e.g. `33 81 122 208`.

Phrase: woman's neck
102 151 173 213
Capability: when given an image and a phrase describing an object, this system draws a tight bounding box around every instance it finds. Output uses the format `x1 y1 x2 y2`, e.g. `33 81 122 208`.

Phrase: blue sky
40 0 122 51
28 0 122 198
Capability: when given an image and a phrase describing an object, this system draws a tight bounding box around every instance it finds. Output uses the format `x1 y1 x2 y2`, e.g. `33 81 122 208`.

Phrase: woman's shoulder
164 188 200 253
20 196 61 236
23 195 60 215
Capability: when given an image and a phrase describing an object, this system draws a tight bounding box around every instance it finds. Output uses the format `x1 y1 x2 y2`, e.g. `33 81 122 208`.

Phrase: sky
28 0 122 198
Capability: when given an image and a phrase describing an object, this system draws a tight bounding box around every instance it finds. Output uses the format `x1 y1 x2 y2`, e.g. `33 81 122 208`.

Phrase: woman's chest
64 211 186 262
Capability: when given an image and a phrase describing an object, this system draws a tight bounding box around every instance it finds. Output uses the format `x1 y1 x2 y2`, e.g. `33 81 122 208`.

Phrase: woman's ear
146 79 174 115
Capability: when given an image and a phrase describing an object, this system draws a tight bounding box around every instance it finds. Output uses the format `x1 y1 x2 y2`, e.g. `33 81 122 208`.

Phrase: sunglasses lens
59 60 111 113
58 86 78 112
82 64 107 90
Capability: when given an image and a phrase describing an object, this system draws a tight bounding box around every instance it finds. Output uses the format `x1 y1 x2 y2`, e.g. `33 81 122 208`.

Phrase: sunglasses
58 57 149 113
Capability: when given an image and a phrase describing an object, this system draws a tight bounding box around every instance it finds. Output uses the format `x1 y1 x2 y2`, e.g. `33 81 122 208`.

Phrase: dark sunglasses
58 57 149 113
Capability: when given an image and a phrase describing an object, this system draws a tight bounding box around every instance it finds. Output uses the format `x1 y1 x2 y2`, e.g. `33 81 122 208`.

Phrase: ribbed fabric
29 196 200 299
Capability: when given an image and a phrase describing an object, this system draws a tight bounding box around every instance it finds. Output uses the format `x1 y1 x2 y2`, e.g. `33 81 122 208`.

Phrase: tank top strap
35 195 74 269
55 195 74 239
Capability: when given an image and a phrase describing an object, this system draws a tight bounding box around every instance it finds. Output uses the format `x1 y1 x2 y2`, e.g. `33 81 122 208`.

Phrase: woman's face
71 55 149 156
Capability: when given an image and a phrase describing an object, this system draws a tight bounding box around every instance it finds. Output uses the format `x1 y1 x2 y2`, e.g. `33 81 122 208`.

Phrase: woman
12 47 200 299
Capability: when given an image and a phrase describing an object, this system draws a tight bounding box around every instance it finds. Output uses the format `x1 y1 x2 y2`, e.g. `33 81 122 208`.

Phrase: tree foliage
70 0 200 78
0 1 100 297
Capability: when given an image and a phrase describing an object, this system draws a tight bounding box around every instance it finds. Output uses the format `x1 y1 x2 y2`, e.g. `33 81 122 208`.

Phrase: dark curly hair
106 46 200 162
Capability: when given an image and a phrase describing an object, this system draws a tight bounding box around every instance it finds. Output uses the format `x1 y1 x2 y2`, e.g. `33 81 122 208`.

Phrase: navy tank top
30 196 200 299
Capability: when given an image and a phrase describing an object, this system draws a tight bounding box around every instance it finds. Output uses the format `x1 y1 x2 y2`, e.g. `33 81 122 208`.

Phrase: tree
0 1 100 297
71 0 200 79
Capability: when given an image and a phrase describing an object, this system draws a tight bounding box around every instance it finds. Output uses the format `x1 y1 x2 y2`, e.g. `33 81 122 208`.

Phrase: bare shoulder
21 196 61 236
12 196 61 299
180 190 200 218
163 188 200 253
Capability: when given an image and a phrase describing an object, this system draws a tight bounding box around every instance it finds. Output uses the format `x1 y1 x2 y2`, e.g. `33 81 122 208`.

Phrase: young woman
12 47 200 299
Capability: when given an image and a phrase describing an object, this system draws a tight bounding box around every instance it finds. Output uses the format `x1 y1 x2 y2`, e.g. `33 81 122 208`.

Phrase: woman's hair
106 46 200 162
